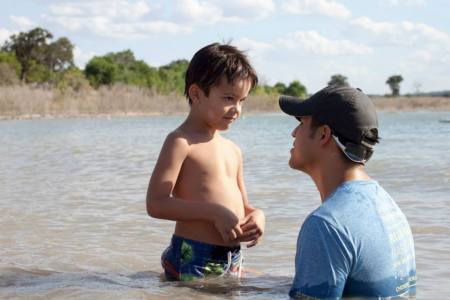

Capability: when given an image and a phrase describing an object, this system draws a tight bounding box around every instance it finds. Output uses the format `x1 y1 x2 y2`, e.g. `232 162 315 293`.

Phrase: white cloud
49 0 151 20
235 37 273 52
350 16 450 93
223 0 276 20
73 46 96 67
383 0 426 6
10 15 36 30
43 1 189 38
43 0 276 37
281 0 351 19
174 0 224 25
174 0 275 25
350 16 450 49
0 28 13 45
278 31 372 55
43 14 189 38
48 4 84 16
234 37 273 61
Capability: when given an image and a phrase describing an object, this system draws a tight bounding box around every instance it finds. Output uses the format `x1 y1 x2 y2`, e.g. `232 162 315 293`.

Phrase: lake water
1 111 449 299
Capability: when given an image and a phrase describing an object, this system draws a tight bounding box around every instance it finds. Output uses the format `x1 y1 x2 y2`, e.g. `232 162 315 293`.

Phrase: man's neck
309 160 370 203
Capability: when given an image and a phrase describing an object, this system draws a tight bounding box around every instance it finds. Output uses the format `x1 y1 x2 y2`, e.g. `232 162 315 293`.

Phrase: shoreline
1 84 449 121
1 106 449 121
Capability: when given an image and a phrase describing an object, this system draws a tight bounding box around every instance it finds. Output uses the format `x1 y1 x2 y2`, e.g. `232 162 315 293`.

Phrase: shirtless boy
146 43 265 281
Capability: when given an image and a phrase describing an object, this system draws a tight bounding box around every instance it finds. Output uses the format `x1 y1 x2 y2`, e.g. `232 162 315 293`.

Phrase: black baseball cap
279 85 379 164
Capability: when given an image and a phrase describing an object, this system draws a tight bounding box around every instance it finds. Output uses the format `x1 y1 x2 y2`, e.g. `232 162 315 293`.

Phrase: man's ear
188 84 203 104
319 125 333 146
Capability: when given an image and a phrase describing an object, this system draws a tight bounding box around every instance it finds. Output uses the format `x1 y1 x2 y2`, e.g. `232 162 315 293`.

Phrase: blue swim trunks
161 235 243 281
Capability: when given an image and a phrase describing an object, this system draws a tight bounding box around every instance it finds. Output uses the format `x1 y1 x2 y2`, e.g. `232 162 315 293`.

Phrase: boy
146 43 265 281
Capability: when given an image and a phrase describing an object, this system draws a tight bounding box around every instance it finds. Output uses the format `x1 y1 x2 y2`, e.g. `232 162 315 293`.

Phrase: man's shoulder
324 180 383 206
312 180 387 228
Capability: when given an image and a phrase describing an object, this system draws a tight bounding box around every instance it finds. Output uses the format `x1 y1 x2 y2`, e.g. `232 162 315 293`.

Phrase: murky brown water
1 112 449 299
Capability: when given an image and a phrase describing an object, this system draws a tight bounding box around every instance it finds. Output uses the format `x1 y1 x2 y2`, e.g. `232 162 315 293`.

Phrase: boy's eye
224 96 234 101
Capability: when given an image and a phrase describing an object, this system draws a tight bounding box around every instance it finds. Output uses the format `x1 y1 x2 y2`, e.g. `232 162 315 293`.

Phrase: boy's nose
232 102 242 115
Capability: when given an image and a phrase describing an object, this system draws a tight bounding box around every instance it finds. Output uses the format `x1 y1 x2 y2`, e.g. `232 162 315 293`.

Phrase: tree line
1 27 407 97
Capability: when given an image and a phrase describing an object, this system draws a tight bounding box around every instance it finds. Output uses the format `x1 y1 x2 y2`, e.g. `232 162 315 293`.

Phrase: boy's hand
213 206 243 243
238 209 265 248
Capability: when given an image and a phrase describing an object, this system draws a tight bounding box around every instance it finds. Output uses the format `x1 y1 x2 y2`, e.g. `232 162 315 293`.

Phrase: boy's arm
236 146 265 247
146 133 242 242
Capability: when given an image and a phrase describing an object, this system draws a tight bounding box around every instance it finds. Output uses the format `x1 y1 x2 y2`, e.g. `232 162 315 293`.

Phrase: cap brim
279 95 314 117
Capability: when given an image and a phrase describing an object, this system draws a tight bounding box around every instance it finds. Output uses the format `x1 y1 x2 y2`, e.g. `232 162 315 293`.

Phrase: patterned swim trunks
161 235 243 281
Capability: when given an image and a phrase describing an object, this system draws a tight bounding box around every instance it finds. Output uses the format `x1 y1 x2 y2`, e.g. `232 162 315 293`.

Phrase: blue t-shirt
290 180 416 299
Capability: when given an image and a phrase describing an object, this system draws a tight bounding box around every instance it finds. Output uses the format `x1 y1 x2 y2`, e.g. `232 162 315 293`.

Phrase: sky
0 0 449 94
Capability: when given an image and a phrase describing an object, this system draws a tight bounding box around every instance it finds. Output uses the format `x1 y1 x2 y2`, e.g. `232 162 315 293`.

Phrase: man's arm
146 133 242 242
235 146 265 247
290 216 353 299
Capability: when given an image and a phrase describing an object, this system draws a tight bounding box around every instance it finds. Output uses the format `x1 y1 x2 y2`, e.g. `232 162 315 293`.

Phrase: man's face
289 116 321 171
197 77 251 131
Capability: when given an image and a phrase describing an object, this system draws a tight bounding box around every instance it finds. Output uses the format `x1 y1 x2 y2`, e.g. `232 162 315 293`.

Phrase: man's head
185 43 258 130
279 85 379 171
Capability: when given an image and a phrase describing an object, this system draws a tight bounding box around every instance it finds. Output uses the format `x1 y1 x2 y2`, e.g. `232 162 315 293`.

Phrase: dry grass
0 84 189 119
371 96 450 111
1 85 449 120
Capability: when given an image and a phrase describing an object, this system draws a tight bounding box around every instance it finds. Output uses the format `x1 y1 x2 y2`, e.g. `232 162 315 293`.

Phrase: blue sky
1 0 449 94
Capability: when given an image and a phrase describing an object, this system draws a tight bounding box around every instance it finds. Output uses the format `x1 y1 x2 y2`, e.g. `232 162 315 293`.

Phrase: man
279 85 416 299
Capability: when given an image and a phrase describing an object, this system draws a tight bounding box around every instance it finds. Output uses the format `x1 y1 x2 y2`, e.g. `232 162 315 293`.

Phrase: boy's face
194 77 252 131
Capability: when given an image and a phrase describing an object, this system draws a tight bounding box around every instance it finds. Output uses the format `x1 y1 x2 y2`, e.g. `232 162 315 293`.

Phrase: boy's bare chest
182 142 238 178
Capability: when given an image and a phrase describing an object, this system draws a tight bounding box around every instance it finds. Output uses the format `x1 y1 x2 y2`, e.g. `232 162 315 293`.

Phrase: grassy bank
1 85 449 120
371 96 450 112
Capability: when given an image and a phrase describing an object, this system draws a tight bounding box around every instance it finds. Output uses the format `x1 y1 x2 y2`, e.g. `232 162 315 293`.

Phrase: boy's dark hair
184 43 258 104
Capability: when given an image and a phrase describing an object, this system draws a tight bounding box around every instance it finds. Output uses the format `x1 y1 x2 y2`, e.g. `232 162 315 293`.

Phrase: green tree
147 67 162 90
105 49 136 69
251 84 279 95
44 37 74 72
26 60 50 83
56 66 89 92
105 49 136 84
328 74 349 87
284 80 307 98
274 82 287 94
128 60 156 87
84 56 118 87
2 27 52 80
87 49 162 88
386 75 403 96
0 51 22 77
2 27 75 82
157 59 189 94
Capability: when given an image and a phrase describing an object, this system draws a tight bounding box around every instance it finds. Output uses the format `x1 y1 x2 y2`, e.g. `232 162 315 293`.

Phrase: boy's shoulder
218 134 239 146
218 135 242 156
165 129 242 159
167 128 188 141
162 129 190 152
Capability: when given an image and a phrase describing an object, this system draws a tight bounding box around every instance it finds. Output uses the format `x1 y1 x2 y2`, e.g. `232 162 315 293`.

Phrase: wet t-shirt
290 180 416 299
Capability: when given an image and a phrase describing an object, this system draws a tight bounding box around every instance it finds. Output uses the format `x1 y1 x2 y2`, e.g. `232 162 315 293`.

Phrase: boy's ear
188 84 203 104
